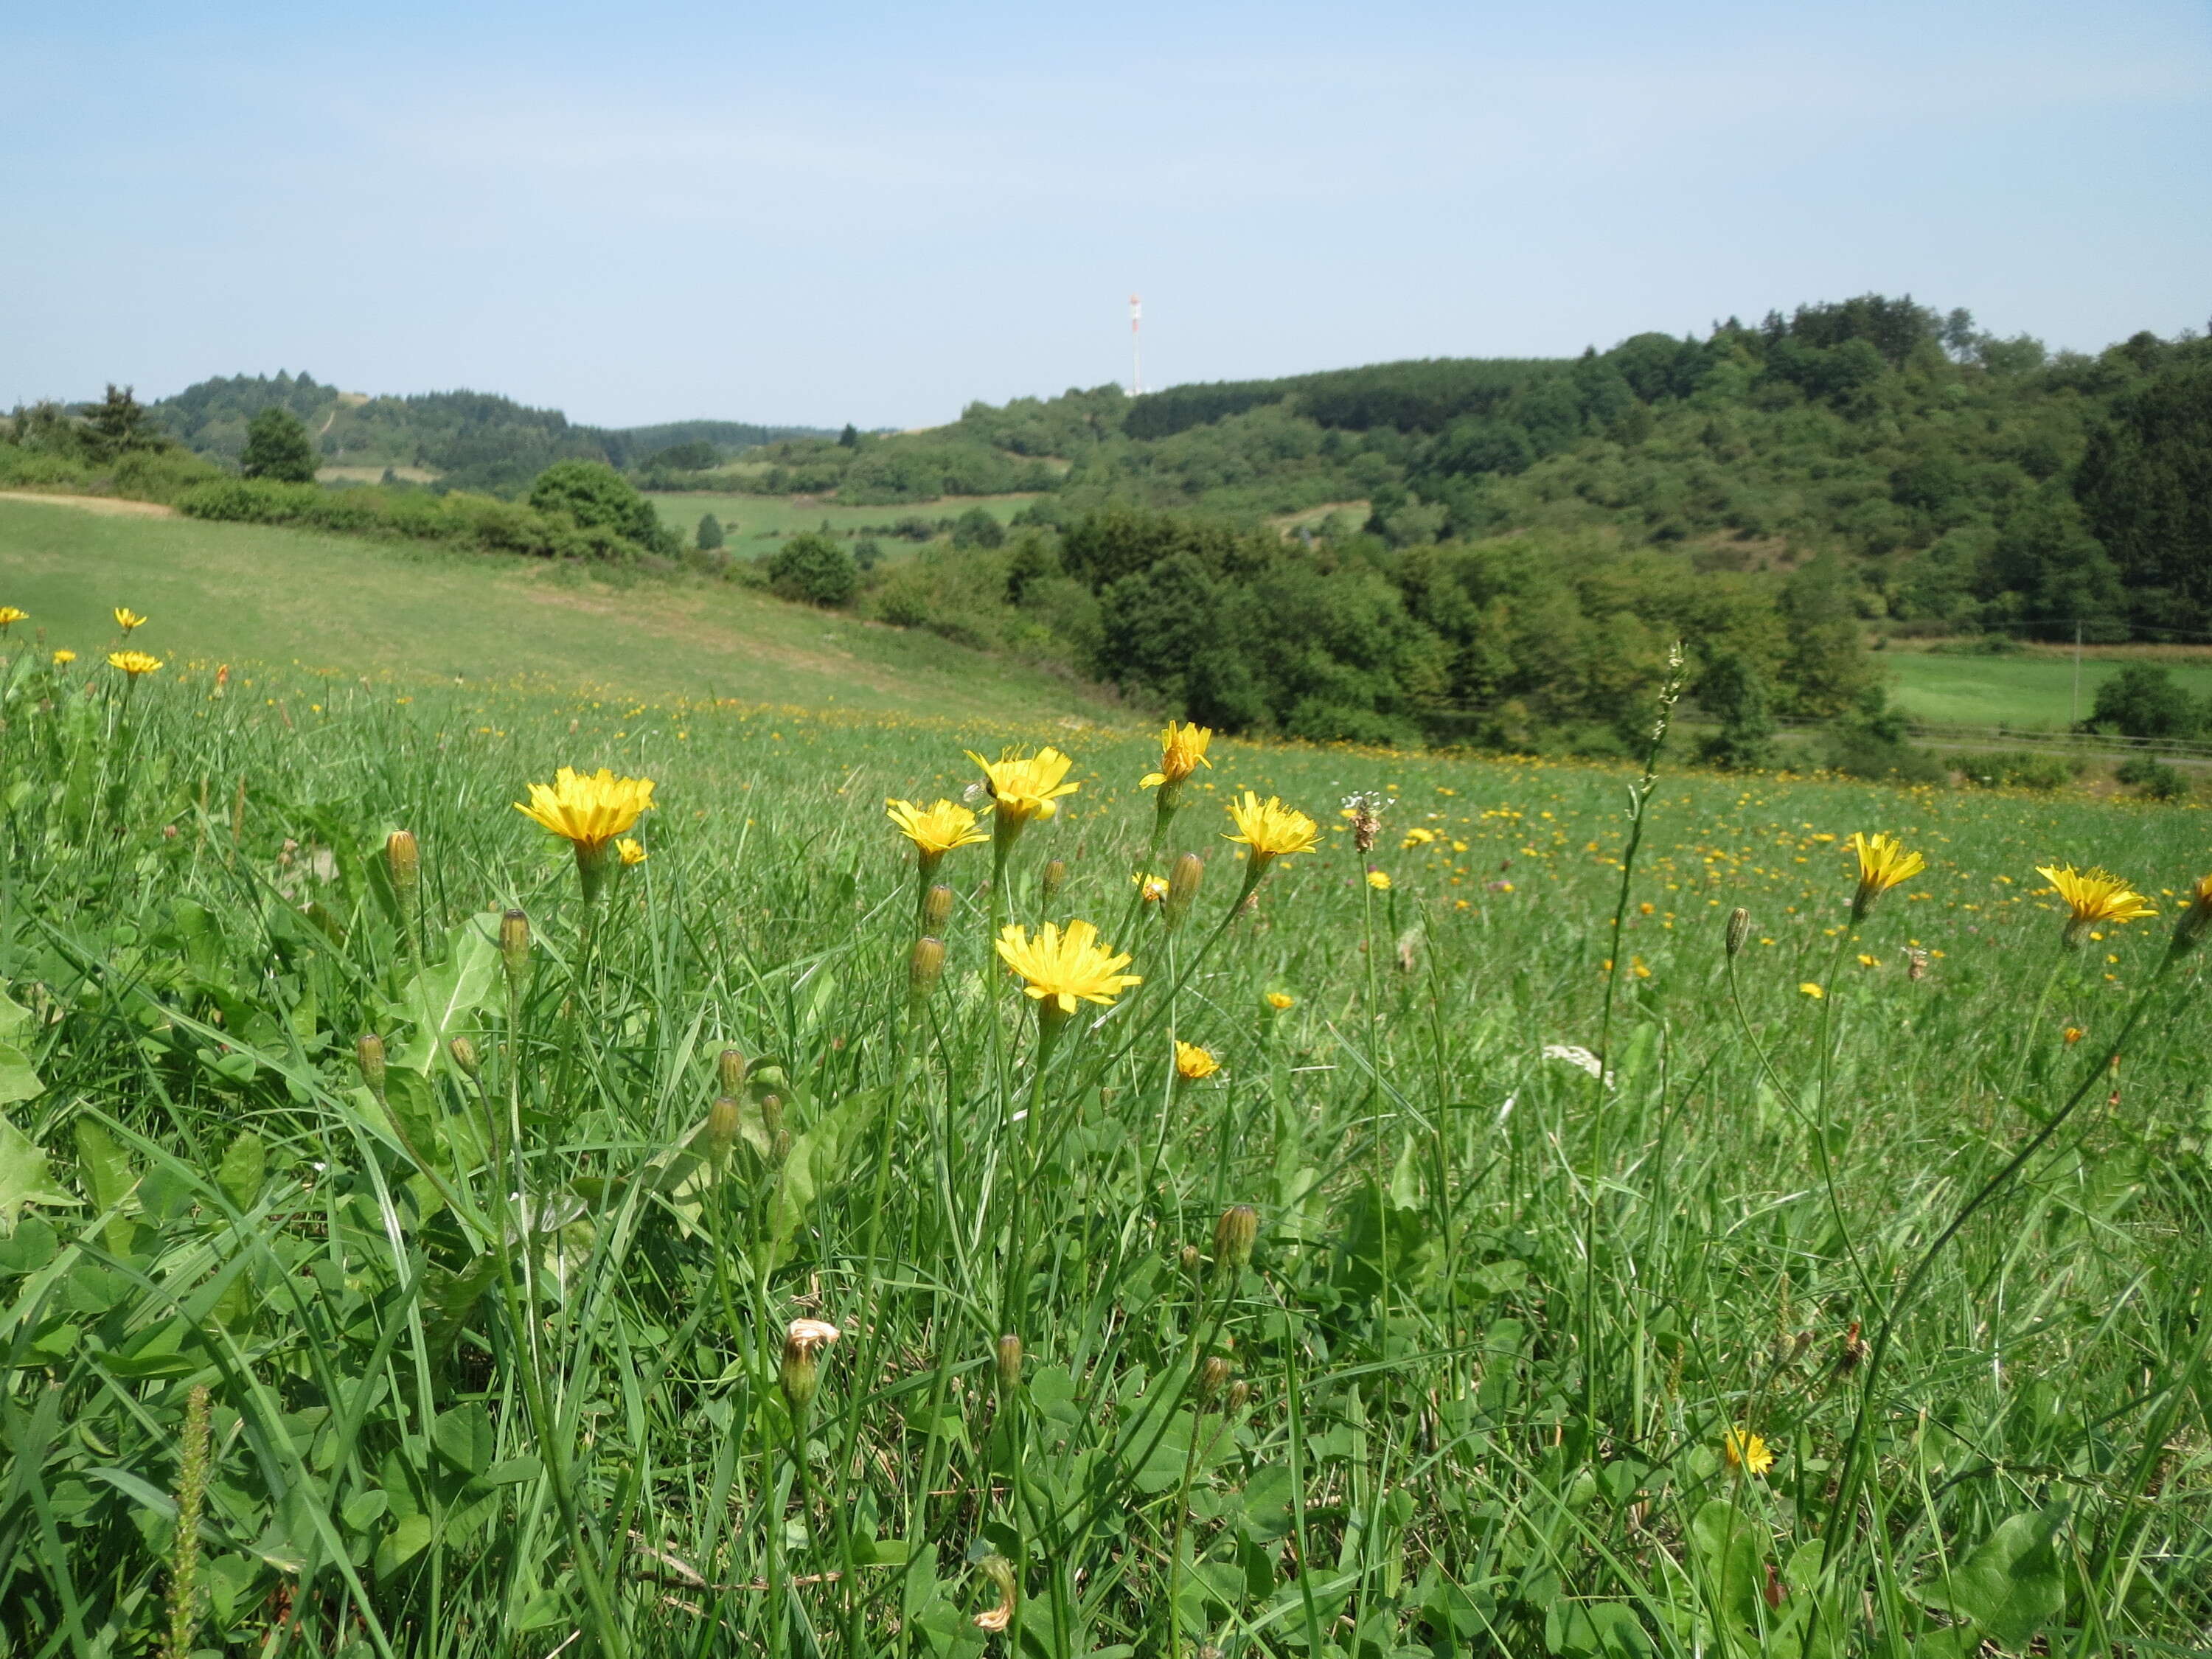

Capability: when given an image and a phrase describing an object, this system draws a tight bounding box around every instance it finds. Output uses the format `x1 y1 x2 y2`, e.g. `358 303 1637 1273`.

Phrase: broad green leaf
433 1403 495 1476
1916 1508 2066 1649
74 1119 141 1252
762 1088 886 1268
389 915 503 1074
0 986 35 1048
375 1512 434 1578
215 1130 265 1210
1688 1500 1764 1640
0 1043 42 1105
0 1116 74 1236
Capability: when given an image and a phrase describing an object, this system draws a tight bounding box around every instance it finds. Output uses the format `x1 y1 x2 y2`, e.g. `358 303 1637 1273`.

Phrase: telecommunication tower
1129 293 1143 395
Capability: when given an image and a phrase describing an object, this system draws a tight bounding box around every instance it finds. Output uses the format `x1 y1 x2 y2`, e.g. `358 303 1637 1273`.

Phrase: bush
2116 755 2191 801
528 460 674 555
2090 664 2201 740
765 532 858 607
951 507 1006 549
696 512 725 552
240 407 319 483
1961 751 2079 791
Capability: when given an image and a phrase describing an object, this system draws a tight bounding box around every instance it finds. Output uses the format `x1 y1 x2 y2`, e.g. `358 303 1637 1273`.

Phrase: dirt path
0 490 177 519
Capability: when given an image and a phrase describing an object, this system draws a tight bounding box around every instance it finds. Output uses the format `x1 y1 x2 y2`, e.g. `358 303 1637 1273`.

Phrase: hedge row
175 479 646 560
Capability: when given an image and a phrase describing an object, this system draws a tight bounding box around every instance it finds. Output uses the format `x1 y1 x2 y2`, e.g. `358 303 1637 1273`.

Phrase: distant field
317 464 439 484
1882 648 2212 728
646 490 1040 549
0 498 1115 721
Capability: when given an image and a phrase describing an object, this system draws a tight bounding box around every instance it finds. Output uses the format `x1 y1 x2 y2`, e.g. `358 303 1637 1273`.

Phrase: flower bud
356 1032 387 1100
1040 859 1067 901
995 1333 1023 1391
779 1318 841 1416
911 936 947 999
922 883 954 931
1164 852 1204 931
762 1095 790 1164
1197 1355 1232 1405
1725 907 1751 957
1226 1380 1251 1413
705 1094 742 1161
717 1048 748 1095
973 1553 1018 1633
1213 1204 1257 1273
1179 1244 1202 1277
448 1035 481 1079
500 908 532 985
385 830 420 900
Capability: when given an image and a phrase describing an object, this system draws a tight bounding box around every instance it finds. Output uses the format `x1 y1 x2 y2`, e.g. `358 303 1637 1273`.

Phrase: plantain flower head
107 650 162 679
515 766 656 853
1141 721 1213 790
2036 863 2154 947
967 746 1079 826
1848 832 1924 922
886 798 990 861
995 919 1141 1015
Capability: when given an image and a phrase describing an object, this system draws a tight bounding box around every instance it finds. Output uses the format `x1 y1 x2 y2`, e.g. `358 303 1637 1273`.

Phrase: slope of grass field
0 496 1113 720
1 641 2207 1655
645 490 1040 551
1883 648 2212 728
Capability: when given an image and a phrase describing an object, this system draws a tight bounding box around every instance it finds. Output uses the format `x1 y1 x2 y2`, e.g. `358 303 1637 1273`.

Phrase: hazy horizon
6 0 2208 430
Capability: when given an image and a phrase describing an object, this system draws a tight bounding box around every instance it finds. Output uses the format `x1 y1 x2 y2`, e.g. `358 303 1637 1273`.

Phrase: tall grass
1 641 2208 1658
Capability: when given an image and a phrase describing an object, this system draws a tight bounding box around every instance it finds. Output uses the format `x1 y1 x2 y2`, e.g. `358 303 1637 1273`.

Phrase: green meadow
1882 647 2212 730
1 599 2207 1655
645 492 1042 552
0 498 1107 722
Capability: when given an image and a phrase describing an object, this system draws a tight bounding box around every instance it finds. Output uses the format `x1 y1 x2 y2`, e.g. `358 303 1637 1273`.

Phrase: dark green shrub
696 512 725 551
2116 755 2191 801
1961 751 2078 791
2090 664 2200 740
766 532 857 607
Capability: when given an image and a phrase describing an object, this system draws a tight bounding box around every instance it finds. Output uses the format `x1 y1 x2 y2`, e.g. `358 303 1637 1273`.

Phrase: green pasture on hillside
645 490 1040 550
0 497 1109 721
1883 647 2212 729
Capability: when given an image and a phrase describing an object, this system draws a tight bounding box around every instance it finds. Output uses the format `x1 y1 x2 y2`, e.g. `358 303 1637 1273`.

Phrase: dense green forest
137 372 832 493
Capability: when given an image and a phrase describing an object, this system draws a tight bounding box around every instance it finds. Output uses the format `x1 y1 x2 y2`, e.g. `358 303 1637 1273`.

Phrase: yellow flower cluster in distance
52 649 74 666
967 746 1079 823
995 919 1141 1014
2037 863 2154 947
113 607 147 632
886 798 990 858
514 766 656 852
108 650 162 679
1265 991 1295 1010
1224 791 1321 865
616 838 647 866
1174 1040 1219 1081
1141 722 1213 789
1848 831 1924 921
1366 870 1392 891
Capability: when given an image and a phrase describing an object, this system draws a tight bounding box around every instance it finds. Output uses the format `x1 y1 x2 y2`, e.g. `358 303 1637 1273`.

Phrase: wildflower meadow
1 613 2208 1658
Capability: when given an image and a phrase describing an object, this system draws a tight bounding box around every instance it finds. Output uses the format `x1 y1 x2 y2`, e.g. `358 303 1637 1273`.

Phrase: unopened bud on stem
1040 859 1067 902
356 1032 387 1101
1164 852 1204 931
779 1318 841 1417
448 1036 480 1079
911 936 947 999
705 1094 741 1162
1725 907 1751 957
1213 1204 1257 1273
995 1333 1023 1391
717 1048 748 1095
922 883 954 931
500 908 532 987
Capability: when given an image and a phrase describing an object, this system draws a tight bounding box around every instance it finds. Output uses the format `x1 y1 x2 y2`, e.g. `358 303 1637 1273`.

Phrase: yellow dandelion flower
995 919 1141 1016
2036 863 2154 947
1140 721 1213 790
1174 1040 1220 1081
2063 1026 2085 1045
886 798 990 861
967 746 1079 827
1265 991 1295 1010
1721 1427 1774 1476
1367 869 1392 891
2174 873 2212 954
616 838 647 866
107 650 162 679
1798 981 1824 999
112 607 147 632
52 648 75 666
0 606 27 630
514 766 656 853
1224 791 1321 878
1134 872 1169 903
1401 827 1438 848
1848 832 1924 921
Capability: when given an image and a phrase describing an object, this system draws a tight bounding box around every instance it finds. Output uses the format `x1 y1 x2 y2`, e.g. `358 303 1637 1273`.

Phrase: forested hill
148 373 831 493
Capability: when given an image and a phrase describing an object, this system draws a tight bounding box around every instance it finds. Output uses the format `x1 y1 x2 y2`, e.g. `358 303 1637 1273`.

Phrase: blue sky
4 1 2207 428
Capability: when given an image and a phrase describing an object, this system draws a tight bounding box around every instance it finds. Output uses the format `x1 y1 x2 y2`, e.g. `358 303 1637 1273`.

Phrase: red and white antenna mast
1129 293 1143 394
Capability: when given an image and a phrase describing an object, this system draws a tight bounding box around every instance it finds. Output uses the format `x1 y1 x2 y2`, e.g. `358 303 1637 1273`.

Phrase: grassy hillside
2 652 2208 1652
1885 647 2212 728
644 490 1040 552
0 498 1116 720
